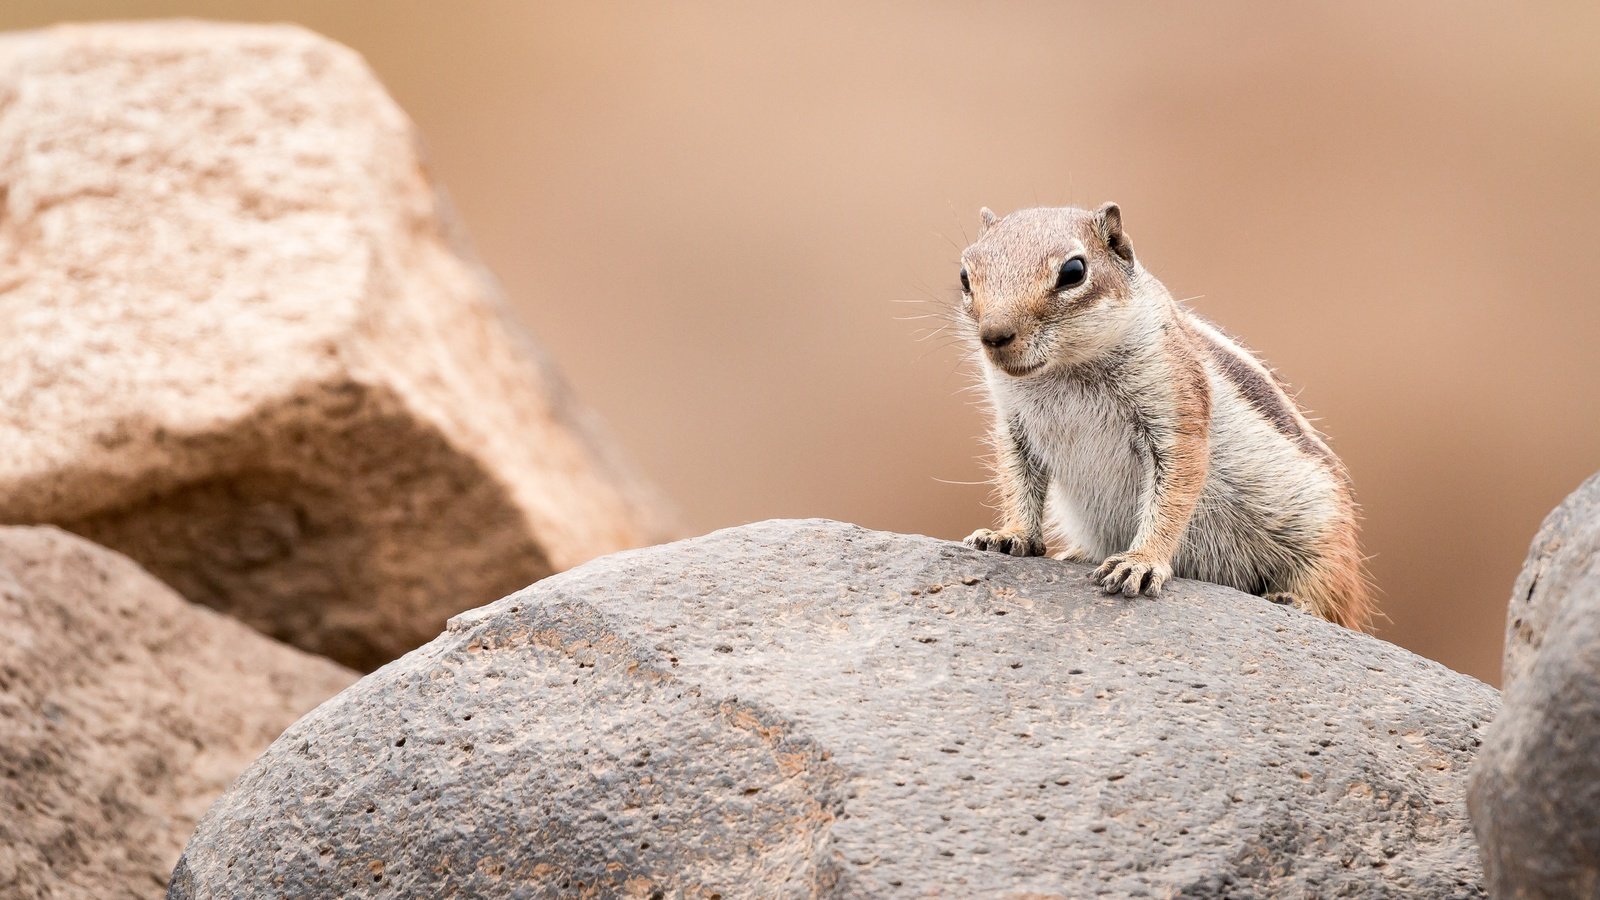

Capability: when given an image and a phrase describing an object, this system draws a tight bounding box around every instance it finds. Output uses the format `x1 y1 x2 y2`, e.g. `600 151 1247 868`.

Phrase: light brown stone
0 22 671 669
0 525 356 899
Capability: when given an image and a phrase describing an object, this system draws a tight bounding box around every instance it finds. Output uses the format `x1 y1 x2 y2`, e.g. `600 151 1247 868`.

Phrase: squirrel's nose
980 325 1017 349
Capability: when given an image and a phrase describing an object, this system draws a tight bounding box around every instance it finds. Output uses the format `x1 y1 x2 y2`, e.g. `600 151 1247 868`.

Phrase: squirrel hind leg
1263 556 1375 633
1264 591 1315 614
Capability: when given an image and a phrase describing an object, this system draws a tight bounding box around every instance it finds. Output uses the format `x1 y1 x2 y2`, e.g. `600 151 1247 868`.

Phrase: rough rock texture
172 519 1497 898
0 525 355 899
0 22 670 671
1468 472 1600 898
1496 472 1600 689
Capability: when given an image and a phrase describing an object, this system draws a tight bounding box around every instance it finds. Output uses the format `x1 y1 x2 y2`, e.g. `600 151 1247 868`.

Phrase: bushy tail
1288 527 1377 632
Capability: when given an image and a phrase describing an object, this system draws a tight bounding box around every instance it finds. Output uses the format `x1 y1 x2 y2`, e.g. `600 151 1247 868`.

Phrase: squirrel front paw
1090 552 1172 597
964 528 1046 558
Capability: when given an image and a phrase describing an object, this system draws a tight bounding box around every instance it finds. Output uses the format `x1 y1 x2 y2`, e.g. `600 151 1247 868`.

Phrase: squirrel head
959 204 1143 378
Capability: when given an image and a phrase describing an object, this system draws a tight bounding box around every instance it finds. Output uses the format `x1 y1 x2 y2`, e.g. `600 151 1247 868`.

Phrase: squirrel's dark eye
959 267 971 293
1055 258 1087 290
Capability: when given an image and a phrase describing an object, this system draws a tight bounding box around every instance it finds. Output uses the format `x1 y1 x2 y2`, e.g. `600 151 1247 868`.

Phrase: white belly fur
997 374 1143 559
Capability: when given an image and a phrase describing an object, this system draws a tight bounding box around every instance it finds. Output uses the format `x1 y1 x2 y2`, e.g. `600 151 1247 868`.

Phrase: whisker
915 345 965 365
946 200 971 247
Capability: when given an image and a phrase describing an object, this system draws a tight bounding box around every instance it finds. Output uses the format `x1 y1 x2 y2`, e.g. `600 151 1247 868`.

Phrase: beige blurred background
7 2 1599 685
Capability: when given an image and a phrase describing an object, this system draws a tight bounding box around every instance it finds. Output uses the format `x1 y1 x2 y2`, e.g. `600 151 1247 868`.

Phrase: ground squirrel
958 204 1373 630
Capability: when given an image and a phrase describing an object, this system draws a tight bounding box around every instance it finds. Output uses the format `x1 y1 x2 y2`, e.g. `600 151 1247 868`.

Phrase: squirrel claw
1091 553 1171 598
965 528 1045 558
1265 592 1313 614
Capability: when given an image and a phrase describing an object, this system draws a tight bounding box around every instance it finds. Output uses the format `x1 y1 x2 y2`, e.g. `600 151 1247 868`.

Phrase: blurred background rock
6 1 1597 685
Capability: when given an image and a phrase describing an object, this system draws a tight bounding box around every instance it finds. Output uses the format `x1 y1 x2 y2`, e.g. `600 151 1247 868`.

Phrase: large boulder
172 519 1497 898
0 22 670 671
0 525 355 899
1468 473 1600 897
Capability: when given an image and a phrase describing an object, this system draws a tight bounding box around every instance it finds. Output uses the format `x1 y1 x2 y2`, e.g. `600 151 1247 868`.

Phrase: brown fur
1181 317 1339 466
1176 316 1373 629
1139 329 1211 565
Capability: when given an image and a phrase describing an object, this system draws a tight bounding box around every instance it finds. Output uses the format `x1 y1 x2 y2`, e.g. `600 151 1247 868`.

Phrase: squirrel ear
1095 202 1135 265
978 207 998 238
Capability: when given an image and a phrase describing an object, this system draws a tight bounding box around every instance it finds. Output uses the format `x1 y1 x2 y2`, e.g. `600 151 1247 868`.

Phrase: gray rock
1469 473 1600 897
1497 472 1600 691
172 520 1497 898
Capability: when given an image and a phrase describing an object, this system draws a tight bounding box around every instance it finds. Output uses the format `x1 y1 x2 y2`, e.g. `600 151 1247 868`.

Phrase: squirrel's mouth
997 360 1045 378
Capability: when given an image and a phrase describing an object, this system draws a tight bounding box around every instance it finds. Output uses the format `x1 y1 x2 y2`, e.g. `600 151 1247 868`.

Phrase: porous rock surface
0 22 669 670
1469 472 1600 898
172 520 1497 898
0 525 355 899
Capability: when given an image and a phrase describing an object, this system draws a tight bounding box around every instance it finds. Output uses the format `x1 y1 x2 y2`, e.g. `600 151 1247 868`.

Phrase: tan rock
0 22 671 669
0 525 356 899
